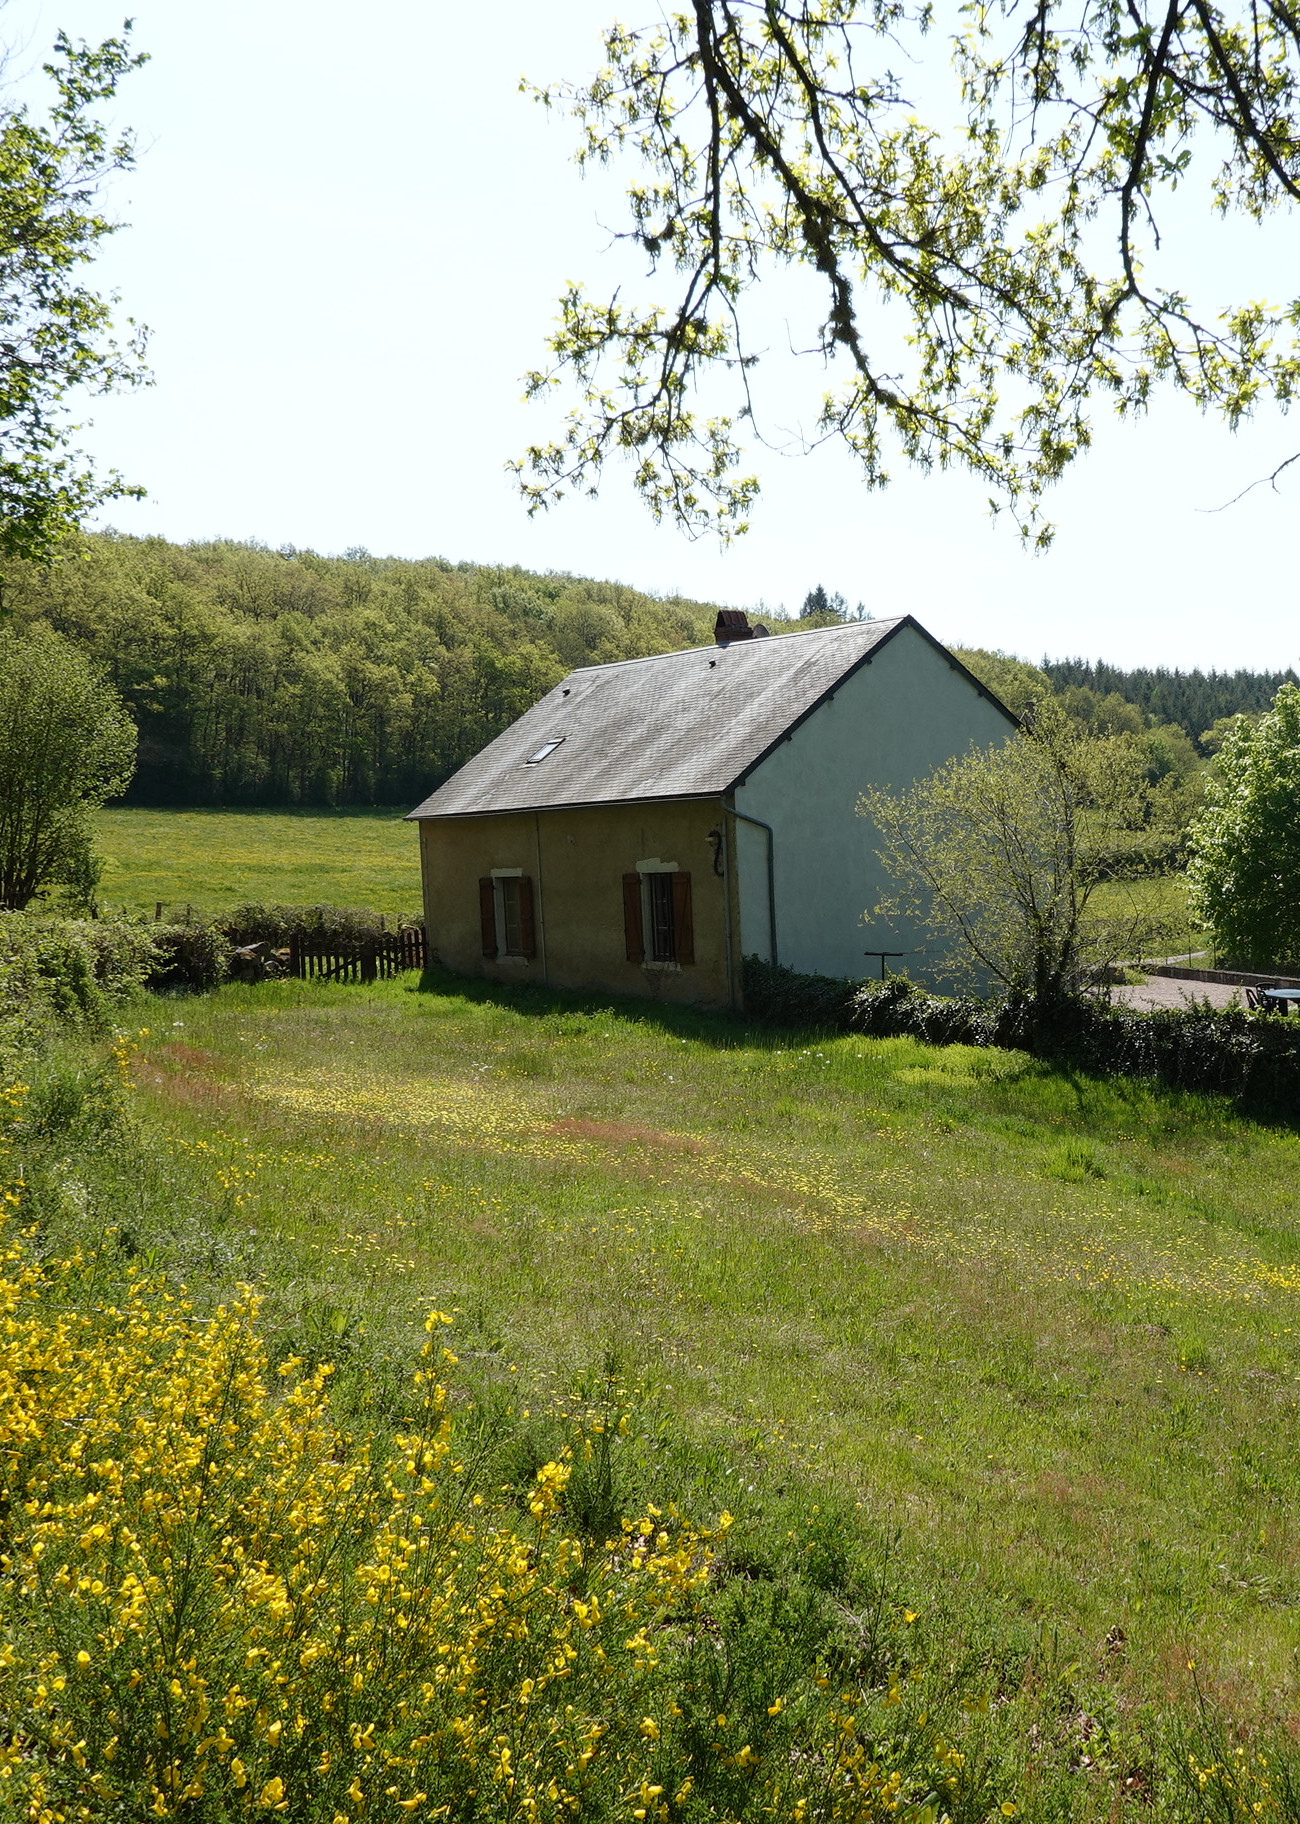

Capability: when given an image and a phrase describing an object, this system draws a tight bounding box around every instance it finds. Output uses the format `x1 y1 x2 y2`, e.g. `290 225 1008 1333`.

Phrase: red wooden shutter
672 871 694 964
518 876 536 958
622 872 644 963
478 878 497 957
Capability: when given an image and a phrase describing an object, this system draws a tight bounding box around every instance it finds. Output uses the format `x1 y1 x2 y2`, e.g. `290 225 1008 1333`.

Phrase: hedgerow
213 903 398 948
0 913 156 1059
743 960 1300 1118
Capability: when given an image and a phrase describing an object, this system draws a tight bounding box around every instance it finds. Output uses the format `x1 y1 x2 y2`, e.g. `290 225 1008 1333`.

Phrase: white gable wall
731 622 1015 985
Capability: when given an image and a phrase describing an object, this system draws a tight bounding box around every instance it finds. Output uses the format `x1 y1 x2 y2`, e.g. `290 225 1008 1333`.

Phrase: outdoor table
1262 987 1300 1012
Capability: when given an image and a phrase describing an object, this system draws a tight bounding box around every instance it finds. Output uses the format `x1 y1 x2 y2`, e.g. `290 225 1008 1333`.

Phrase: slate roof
407 615 1005 820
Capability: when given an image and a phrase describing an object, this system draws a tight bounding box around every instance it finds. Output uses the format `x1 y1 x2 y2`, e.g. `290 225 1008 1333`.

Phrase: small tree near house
1186 684 1300 969
862 702 1172 1005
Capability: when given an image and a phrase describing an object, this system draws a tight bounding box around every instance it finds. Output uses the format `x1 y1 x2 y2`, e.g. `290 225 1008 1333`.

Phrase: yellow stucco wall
418 799 739 1008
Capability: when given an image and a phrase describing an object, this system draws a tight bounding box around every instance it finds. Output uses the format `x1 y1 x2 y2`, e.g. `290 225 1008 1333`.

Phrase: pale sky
6 0 1299 670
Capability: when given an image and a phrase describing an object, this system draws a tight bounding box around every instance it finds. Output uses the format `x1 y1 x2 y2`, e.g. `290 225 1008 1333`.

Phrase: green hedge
213 902 399 947
0 913 158 1056
148 904 422 991
743 958 1300 1118
147 920 232 992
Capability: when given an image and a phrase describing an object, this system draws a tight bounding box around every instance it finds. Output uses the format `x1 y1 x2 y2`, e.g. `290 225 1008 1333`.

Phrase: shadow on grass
411 963 780 1052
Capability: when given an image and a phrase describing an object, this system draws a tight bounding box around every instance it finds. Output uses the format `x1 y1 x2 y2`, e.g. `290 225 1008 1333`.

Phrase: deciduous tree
1186 684 1300 966
0 624 135 909
518 3 1300 541
862 704 1166 1003
0 26 147 577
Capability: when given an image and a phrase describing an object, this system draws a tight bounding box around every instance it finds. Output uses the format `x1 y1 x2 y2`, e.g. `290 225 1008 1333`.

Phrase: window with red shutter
671 872 694 964
483 874 537 959
622 872 645 963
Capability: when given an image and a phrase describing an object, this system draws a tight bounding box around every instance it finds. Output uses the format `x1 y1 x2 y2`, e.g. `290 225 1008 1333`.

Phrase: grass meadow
1091 876 1206 964
38 969 1300 1766
94 806 422 917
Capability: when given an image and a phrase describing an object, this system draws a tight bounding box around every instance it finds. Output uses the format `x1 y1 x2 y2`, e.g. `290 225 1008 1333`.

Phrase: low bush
0 1191 998 1824
146 903 425 991
215 901 411 947
0 912 156 1054
147 918 231 992
743 958 1300 1117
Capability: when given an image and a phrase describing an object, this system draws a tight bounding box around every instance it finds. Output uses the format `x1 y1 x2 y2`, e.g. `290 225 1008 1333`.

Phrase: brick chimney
714 609 753 644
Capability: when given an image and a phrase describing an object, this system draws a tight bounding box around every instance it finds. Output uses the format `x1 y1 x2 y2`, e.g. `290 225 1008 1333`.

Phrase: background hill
5 535 722 805
7 534 1295 807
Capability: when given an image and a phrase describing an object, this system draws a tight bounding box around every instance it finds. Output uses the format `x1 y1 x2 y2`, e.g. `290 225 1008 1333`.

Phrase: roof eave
407 789 725 822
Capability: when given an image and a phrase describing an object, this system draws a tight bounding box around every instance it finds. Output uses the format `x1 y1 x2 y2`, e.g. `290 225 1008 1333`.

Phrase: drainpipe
725 802 777 967
712 820 736 1010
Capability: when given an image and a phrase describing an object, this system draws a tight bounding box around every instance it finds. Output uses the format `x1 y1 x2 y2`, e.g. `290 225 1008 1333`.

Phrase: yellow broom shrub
0 1081 993 1823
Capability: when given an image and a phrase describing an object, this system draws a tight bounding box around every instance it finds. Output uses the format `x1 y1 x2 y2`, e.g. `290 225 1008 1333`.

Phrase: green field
58 973 1296 1751
94 806 423 917
1091 873 1208 963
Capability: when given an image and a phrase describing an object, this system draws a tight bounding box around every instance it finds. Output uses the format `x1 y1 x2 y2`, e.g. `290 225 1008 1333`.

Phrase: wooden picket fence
287 925 426 984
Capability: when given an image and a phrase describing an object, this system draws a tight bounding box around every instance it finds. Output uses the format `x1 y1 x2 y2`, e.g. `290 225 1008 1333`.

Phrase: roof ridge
405 613 998 823
566 615 906 678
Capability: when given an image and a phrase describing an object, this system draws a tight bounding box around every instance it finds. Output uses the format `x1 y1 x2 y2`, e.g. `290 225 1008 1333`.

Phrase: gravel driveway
1110 976 1244 1012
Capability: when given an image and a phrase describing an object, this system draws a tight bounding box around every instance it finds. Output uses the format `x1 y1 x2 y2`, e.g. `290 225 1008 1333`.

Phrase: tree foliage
518 3 1300 540
862 704 1169 1002
799 581 865 621
1042 657 1300 746
1186 683 1300 966
0 27 147 572
960 645 1210 846
0 624 135 909
3 536 1282 816
5 535 729 806
952 647 1051 718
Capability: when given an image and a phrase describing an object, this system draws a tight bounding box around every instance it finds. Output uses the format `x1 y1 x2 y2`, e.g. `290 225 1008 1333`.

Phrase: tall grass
10 974 1300 1816
0 1098 1007 1823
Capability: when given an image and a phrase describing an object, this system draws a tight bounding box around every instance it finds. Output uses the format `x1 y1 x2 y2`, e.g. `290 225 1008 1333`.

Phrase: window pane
647 872 676 963
501 877 522 954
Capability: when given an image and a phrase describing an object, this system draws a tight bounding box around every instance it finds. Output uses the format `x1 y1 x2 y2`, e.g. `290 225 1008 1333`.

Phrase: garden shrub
147 918 232 992
144 903 427 992
215 901 412 947
0 912 155 1053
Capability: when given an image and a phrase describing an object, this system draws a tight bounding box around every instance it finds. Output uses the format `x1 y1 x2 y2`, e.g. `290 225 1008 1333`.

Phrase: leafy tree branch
516 2 1300 542
0 25 149 575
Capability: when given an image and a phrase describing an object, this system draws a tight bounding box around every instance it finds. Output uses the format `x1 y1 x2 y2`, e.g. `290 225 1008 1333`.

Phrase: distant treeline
7 533 1294 807
5 536 722 805
1041 658 1299 745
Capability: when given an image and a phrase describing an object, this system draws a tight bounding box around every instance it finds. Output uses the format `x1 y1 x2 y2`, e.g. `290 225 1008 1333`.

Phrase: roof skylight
525 738 565 764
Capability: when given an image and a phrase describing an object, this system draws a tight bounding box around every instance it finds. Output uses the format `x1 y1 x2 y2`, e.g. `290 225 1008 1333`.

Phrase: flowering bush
0 1081 1002 1824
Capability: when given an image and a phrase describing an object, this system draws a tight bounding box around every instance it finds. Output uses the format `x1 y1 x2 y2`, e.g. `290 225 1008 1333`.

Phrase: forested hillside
8 533 1294 807
1041 657 1299 742
5 536 723 804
